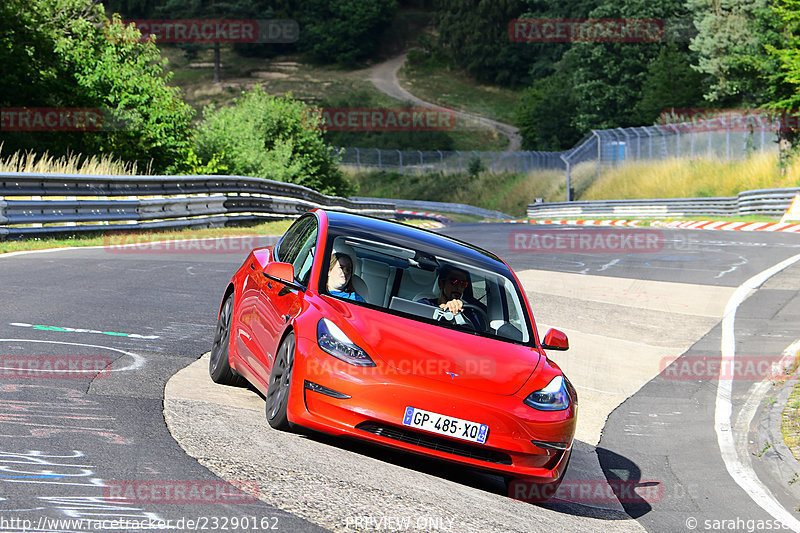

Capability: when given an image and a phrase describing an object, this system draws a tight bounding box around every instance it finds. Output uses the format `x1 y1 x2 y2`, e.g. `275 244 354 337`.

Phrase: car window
326 234 531 344
276 216 318 285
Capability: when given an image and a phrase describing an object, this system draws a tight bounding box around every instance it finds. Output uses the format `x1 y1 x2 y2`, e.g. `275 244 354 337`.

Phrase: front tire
209 294 246 387
266 332 295 430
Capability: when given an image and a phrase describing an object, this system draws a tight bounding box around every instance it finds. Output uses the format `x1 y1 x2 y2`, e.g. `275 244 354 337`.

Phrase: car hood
340 304 543 395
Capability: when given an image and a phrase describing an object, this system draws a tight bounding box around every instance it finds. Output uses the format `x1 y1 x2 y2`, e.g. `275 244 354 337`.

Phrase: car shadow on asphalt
268 423 650 520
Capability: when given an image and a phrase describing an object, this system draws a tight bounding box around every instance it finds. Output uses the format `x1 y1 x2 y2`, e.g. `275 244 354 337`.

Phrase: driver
417 265 481 330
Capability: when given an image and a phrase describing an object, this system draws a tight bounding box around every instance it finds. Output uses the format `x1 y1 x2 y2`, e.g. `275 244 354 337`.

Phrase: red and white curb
396 210 450 220
502 219 800 232
651 220 800 232
503 219 646 227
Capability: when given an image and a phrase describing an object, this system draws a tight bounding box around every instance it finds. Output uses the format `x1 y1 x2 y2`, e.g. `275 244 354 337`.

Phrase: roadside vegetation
349 149 800 217
582 151 800 200
0 221 293 255
0 146 144 175
784 377 800 462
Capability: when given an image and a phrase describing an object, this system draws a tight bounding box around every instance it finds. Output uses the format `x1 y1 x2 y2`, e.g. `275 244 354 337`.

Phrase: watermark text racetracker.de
321 107 456 131
509 18 664 42
0 107 133 131
126 19 299 43
661 354 800 381
508 478 663 504
1 355 112 380
104 480 258 504
103 234 278 254
509 229 664 253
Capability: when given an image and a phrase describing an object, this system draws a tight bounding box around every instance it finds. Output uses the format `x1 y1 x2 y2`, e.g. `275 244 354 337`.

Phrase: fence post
356 148 361 172
726 123 731 160
377 148 382 169
437 150 444 172
397 150 403 173
561 153 571 202
593 130 602 181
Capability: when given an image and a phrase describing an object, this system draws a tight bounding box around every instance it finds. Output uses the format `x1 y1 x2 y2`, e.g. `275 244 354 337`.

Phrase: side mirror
263 262 304 291
542 328 569 351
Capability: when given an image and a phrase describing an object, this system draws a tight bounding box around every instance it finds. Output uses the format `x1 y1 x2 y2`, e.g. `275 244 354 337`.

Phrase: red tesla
209 209 576 491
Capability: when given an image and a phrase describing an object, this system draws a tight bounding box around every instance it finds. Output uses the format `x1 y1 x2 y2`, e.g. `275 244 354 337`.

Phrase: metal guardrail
0 173 395 239
350 197 512 220
526 188 800 219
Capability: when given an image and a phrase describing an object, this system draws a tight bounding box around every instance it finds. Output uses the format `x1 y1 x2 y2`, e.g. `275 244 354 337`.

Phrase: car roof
321 210 509 274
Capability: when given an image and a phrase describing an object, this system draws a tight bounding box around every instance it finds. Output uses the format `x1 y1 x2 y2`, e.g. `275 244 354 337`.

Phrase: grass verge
783 376 800 463
0 220 294 255
582 151 800 200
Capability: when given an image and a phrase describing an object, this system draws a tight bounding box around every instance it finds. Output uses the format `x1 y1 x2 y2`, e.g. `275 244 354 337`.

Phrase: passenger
327 252 366 302
417 265 481 330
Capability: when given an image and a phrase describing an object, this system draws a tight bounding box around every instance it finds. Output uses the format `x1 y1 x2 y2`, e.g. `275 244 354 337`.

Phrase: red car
209 209 576 492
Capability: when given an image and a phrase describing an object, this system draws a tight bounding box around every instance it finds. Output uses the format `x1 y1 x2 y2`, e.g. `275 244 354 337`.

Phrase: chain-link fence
335 148 565 174
560 122 779 200
336 117 781 201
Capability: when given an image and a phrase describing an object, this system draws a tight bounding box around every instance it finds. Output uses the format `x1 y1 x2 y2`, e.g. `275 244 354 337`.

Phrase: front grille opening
356 421 513 465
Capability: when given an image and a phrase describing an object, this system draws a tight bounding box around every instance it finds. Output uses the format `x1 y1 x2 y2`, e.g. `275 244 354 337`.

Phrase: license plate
402 407 489 444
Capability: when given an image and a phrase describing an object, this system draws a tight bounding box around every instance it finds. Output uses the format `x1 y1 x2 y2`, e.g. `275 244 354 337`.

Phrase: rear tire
209 294 246 387
266 332 295 430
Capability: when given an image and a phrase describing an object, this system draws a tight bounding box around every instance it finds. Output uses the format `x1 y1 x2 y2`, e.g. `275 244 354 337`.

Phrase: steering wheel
459 303 489 332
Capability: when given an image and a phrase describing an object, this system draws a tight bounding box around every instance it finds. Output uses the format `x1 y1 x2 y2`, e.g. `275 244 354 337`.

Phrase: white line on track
716 252 800 532
0 339 145 372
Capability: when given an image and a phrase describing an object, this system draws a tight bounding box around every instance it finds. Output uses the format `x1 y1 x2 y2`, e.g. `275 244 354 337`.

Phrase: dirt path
368 53 522 152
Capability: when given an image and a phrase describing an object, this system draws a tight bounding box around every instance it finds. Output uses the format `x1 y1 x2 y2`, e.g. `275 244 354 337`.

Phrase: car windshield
322 234 532 344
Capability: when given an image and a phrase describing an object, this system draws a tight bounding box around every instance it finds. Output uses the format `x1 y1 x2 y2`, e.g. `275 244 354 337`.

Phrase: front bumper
289 335 577 483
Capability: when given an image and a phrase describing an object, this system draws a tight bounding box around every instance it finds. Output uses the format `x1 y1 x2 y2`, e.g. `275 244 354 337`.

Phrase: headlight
317 318 375 367
523 376 570 411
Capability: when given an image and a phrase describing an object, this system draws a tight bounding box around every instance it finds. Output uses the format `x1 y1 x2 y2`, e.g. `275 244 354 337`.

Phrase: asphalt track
1 223 799 532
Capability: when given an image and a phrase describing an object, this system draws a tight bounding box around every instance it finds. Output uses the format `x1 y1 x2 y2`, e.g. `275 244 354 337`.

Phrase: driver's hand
439 299 463 315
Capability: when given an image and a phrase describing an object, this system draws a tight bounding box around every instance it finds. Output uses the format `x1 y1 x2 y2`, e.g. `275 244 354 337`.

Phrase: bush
194 86 353 196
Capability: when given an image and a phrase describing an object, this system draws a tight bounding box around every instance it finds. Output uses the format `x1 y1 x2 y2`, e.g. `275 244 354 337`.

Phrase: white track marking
716 253 800 531
0 339 145 373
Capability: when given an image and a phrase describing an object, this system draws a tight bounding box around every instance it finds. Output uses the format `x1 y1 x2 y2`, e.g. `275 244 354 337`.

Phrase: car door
251 215 318 382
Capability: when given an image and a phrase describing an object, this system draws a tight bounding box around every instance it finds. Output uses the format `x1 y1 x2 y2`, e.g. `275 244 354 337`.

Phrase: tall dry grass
581 151 800 200
0 145 145 175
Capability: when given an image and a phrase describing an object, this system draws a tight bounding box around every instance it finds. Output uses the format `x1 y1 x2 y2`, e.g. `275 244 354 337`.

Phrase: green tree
563 0 693 132
434 0 536 87
764 0 800 147
515 71 582 150
59 14 195 172
0 1 194 172
298 0 398 65
688 0 784 105
634 43 705 124
195 86 352 196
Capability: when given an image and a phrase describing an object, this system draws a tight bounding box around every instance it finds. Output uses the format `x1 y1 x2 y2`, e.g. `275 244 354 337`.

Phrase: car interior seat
332 241 369 303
